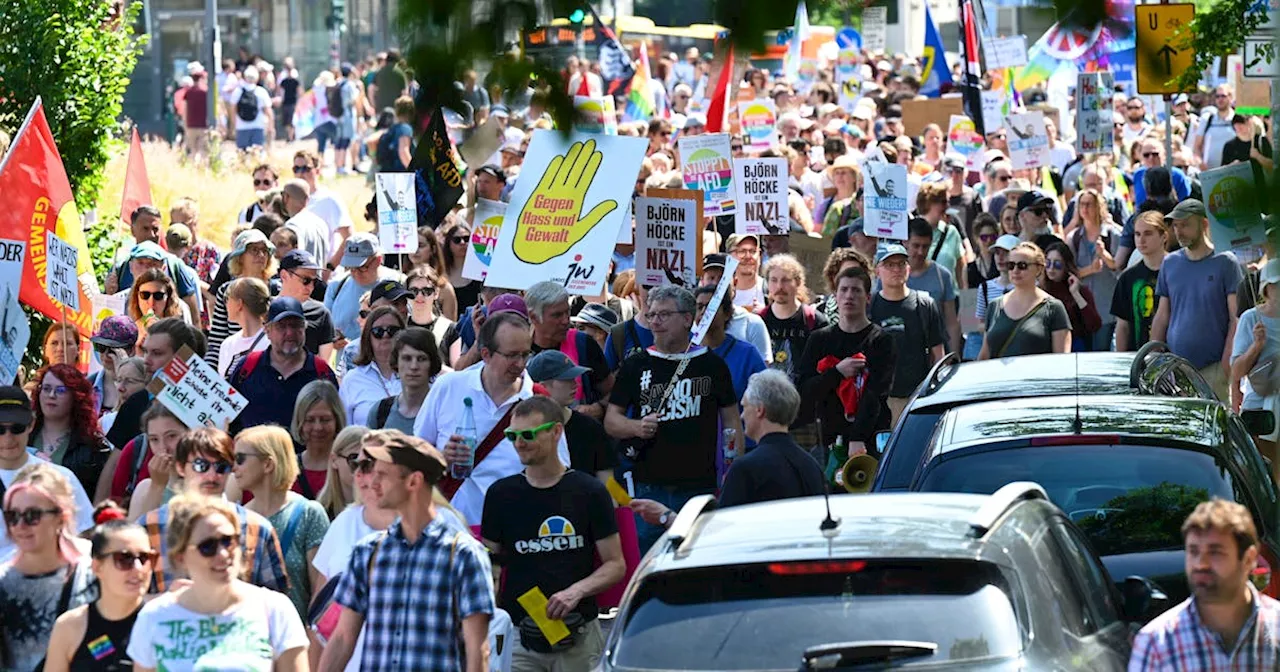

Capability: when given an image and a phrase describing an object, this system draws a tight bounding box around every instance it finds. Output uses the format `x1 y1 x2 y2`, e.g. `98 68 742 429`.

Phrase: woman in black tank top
44 512 154 672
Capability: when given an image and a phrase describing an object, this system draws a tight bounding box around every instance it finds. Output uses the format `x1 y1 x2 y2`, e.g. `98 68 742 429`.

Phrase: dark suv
872 344 1218 492
601 485 1159 671
905 394 1279 604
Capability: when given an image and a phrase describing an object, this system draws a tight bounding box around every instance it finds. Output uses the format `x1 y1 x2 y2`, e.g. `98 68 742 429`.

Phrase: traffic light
328 0 346 32
568 7 586 25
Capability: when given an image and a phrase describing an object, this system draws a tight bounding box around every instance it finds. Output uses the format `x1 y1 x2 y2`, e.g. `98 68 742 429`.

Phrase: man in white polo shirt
414 309 570 524
0 386 94 562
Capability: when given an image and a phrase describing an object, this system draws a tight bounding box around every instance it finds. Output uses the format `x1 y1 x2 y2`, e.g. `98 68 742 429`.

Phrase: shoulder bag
995 298 1049 358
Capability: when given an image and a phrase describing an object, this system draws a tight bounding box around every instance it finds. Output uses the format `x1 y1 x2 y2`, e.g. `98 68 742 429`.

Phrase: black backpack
236 86 260 122
327 83 346 119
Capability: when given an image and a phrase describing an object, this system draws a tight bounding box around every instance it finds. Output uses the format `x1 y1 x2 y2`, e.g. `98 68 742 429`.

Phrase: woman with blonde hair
125 494 308 671
1065 187 1123 351
232 425 330 620
978 242 1072 358
207 229 276 368
314 426 369 520
292 380 345 499
127 269 185 348
216 277 271 376
0 463 96 672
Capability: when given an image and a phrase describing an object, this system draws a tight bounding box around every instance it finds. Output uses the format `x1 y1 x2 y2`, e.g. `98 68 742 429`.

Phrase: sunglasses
1142 152 1160 159
138 290 168 301
288 271 317 286
92 343 118 355
253 178 274 187
292 165 314 174
370 325 402 339
193 534 238 558
1046 260 1064 270
979 233 997 242
503 420 559 443
190 457 233 475
995 175 1012 183
102 550 158 571
409 286 437 298
359 309 371 320
342 453 376 474
0 423 28 435
3 507 60 527
731 145 744 151
233 452 260 465
1005 261 1038 271
1029 207 1049 217
450 236 468 245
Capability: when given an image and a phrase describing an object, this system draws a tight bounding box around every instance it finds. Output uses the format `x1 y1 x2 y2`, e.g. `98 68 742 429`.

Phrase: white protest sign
1076 72 1116 154
0 286 28 385
147 346 247 429
459 115 505 169
1005 111 1049 169
89 289 129 328
45 231 81 312
375 173 418 254
981 90 1008 139
837 72 861 114
617 200 634 244
1201 162 1268 262
863 7 887 52
732 157 790 236
636 189 703 288
486 130 647 295
740 99 778 153
690 256 739 346
679 133 736 216
462 198 506 282
946 115 985 170
986 36 1028 69
574 96 619 135
863 159 910 240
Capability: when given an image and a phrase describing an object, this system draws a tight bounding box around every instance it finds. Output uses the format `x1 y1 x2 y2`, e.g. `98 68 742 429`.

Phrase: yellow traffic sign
1135 4 1196 95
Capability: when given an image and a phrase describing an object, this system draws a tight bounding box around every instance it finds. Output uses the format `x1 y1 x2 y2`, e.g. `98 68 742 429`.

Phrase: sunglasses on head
138 290 168 301
370 325 402 339
1005 260 1037 271
292 165 313 174
3 507 59 527
503 421 558 443
193 534 238 558
0 423 28 435
190 457 233 475
101 550 158 571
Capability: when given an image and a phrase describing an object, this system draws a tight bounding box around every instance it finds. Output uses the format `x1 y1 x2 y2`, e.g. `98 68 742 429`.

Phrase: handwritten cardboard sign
45 231 81 311
146 345 247 429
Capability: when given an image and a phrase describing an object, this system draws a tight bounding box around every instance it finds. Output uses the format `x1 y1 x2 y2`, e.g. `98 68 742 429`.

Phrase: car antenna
1072 353 1083 434
817 418 841 538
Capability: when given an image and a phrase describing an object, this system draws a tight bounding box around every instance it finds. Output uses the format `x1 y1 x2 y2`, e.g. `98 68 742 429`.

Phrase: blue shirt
1154 249 1242 368
1131 165 1192 208
710 334 767 403
603 318 654 371
227 347 338 433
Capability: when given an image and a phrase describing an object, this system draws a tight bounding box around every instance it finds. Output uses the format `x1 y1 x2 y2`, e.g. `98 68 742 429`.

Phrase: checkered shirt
140 500 290 594
335 514 496 670
1129 585 1280 671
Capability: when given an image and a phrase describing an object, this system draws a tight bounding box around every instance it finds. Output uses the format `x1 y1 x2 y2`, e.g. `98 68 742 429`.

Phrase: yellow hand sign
514 138 617 264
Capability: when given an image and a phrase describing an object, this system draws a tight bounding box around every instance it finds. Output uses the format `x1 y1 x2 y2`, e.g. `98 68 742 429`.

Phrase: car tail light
767 560 867 575
1254 547 1276 597
1029 435 1121 447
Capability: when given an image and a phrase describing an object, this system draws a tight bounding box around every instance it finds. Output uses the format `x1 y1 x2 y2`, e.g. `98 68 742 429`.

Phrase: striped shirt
140 500 290 595
1129 585 1280 671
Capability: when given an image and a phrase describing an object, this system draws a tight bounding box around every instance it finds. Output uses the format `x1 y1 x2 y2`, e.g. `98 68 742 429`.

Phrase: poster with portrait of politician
1005 111 1049 170
863 159 909 240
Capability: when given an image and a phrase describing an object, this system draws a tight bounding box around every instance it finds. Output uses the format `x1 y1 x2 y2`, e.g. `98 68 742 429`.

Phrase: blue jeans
314 121 336 155
1092 322 1116 353
633 482 716 554
235 128 265 150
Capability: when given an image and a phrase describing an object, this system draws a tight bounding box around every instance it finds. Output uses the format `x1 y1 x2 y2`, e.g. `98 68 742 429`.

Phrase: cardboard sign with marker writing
732 157 789 236
147 345 247 430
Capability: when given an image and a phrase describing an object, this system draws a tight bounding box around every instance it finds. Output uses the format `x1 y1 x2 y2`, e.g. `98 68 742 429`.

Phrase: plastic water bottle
451 397 477 480
722 428 738 472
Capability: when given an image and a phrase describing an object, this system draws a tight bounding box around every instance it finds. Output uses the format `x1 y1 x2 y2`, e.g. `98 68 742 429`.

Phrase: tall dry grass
96 139 375 249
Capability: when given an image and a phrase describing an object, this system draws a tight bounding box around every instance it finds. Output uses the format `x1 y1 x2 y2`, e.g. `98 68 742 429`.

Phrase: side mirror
1242 409 1277 437
1121 575 1169 623
874 431 891 454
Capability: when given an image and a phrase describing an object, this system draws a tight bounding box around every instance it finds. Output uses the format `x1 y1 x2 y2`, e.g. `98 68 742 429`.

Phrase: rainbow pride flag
626 42 656 121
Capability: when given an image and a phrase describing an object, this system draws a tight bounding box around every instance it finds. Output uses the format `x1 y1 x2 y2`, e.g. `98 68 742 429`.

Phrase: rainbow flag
626 42 656 121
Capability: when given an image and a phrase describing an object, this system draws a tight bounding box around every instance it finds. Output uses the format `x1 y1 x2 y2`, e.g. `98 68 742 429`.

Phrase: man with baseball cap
1016 189 1063 252
228 296 337 433
527 350 617 480
1152 199 1243 402
277 249 336 358
0 386 94 561
325 232 403 346
474 165 507 203
871 243 945 425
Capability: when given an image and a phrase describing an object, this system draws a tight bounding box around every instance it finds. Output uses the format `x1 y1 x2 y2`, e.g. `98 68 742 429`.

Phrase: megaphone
840 454 878 493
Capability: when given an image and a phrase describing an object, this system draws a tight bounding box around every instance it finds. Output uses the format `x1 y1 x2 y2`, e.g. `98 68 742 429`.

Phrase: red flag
705 44 735 134
119 127 152 225
575 72 592 97
0 99 95 338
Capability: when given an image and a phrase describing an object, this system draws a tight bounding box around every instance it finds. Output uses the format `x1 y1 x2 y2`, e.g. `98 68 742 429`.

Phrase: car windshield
879 409 943 490
612 560 1022 670
918 444 1239 556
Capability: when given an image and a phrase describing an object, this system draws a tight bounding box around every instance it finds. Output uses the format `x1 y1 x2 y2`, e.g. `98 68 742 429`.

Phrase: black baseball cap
476 164 507 183
279 250 323 272
371 280 410 304
703 253 727 270
267 297 306 324
1017 189 1054 213
0 386 33 425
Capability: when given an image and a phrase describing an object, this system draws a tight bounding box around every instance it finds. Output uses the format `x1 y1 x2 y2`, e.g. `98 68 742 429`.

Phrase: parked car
602 484 1158 671
904 393 1279 605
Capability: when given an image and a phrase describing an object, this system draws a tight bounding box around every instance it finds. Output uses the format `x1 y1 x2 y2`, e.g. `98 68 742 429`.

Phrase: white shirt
1196 108 1237 170
308 188 355 253
413 364 571 524
285 209 331 264
727 307 774 363
218 328 268 377
1049 141 1077 174
229 85 272 131
0 454 96 563
339 362 401 425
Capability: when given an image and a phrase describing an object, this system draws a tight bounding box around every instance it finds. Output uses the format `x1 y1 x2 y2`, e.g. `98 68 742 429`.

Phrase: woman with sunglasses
99 357 146 441
408 227 458 320
42 325 81 368
314 426 370 520
339 306 404 426
126 494 308 672
207 229 276 370
127 269 184 349
335 290 373 381
966 214 1002 288
43 504 153 672
292 380 347 499
87 317 139 416
216 277 271 377
0 463 96 672
234 425 331 620
28 364 111 502
439 214 482 315
1041 242 1102 352
978 242 1071 359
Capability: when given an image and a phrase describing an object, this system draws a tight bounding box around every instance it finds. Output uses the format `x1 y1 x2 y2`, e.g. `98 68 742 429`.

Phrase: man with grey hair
722 370 824 506
229 64 273 150
606 285 741 552
525 281 613 419
281 179 331 264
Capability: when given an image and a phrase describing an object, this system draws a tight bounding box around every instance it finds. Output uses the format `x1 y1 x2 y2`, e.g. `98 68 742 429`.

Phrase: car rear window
918 444 1240 556
612 560 1022 670
878 409 943 490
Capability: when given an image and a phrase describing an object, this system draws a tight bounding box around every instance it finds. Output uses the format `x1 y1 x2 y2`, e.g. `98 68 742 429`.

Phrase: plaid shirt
140 500 290 594
1129 585 1280 671
335 515 495 670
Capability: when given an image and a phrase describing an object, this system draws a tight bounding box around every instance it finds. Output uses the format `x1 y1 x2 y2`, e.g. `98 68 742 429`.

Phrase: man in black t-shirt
481 396 624 670
278 250 337 358
527 350 618 480
870 244 945 425
605 285 740 552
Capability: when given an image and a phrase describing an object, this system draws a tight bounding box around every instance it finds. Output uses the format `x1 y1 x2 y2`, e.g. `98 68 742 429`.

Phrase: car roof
935 394 1225 451
647 493 1014 573
912 352 1169 410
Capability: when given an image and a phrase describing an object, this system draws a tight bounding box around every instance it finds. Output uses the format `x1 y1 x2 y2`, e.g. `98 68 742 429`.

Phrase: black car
871 344 1218 492
905 393 1279 605
601 485 1159 671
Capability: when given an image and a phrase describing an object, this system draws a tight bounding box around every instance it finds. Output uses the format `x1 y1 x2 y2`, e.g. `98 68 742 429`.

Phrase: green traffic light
568 8 586 23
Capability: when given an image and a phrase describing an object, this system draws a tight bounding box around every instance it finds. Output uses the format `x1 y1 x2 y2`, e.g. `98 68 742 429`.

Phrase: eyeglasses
1005 260 1039 271
193 534 238 558
40 384 69 398
253 178 274 187
450 236 468 245
102 550 158 571
292 165 314 174
503 421 559 443
0 423 28 435
494 349 533 361
370 325 402 340
409 286 437 298
288 271 317 286
233 452 261 465
189 457 233 475
245 246 269 257
879 260 908 270
3 507 60 527
646 309 687 322
1046 260 1064 270
731 247 759 257
138 290 168 301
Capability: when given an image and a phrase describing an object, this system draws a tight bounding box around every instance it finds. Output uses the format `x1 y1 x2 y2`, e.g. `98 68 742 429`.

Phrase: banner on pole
376 173 418 254
864 159 910 240
1076 72 1116 154
1005 111 1049 169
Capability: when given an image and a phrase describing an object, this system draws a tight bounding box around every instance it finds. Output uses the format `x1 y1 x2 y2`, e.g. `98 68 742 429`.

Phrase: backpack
754 304 817 331
326 83 345 119
236 86 260 122
229 348 333 388
373 396 397 429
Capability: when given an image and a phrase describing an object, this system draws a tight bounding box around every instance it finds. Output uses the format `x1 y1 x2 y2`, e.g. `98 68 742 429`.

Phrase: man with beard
1129 500 1280 668
228 297 337 433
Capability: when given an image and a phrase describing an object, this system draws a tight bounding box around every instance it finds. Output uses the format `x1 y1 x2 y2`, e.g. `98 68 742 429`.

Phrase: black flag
410 109 466 228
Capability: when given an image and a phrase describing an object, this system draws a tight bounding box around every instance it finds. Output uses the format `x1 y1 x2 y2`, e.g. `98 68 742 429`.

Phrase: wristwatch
659 509 673 527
